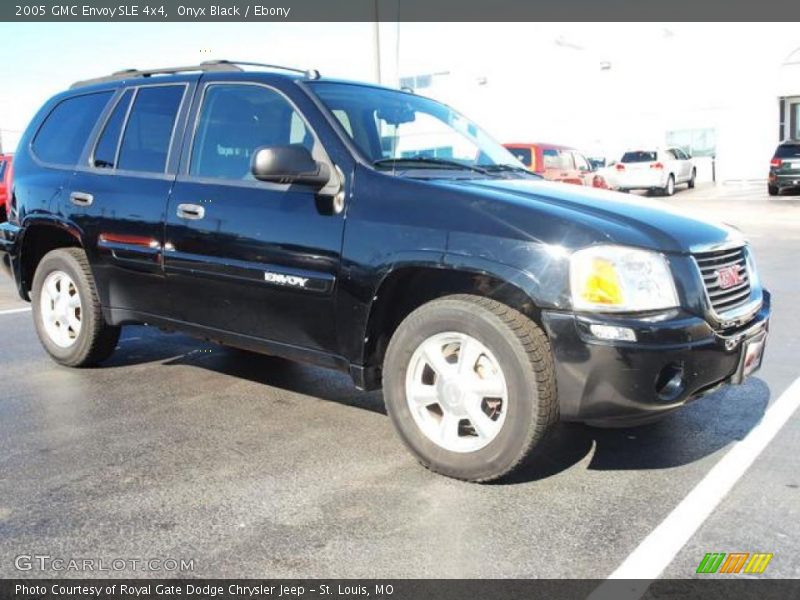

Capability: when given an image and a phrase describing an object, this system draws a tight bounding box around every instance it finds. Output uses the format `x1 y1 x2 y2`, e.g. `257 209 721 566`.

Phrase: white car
611 147 696 196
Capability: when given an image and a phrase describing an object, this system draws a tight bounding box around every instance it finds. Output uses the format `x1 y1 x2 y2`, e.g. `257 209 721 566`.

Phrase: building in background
390 23 800 184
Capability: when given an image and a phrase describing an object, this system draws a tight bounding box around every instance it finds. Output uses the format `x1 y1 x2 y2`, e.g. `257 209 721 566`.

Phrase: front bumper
541 290 771 426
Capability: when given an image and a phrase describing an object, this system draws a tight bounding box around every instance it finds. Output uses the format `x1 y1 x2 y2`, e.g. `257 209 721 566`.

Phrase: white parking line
591 375 800 594
0 307 31 316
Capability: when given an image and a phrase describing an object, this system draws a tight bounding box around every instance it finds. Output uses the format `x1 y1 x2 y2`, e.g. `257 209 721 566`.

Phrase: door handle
177 203 205 220
70 191 94 206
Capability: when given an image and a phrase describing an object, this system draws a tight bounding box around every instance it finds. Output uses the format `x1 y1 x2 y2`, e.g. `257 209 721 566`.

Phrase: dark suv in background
0 61 770 482
768 140 800 195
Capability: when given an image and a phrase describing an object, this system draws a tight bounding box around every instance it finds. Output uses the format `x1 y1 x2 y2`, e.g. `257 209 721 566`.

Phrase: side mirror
251 145 330 188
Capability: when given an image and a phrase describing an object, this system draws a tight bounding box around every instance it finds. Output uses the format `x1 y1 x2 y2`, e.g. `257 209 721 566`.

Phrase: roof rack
69 59 320 89
203 60 320 80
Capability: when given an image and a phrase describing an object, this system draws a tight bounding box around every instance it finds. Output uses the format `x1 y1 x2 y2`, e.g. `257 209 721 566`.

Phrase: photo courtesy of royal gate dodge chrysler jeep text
0 60 770 482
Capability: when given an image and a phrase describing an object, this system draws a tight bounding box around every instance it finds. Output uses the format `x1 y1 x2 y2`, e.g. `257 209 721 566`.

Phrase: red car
504 142 608 189
0 154 12 221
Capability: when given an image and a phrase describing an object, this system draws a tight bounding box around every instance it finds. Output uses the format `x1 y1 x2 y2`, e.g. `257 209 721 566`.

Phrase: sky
1 22 799 178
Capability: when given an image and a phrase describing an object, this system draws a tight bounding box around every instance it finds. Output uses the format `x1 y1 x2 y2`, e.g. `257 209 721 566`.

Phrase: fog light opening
655 363 685 402
589 324 636 342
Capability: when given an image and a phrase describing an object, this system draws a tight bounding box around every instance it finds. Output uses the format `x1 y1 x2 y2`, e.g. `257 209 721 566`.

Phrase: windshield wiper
480 164 540 177
373 157 493 176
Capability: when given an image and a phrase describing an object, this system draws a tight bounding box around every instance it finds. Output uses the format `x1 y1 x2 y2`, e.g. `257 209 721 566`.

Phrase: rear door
68 79 195 316
668 147 691 181
542 148 575 183
162 79 345 353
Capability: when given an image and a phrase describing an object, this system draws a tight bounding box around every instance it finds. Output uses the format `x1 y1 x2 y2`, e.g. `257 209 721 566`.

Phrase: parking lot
0 182 798 579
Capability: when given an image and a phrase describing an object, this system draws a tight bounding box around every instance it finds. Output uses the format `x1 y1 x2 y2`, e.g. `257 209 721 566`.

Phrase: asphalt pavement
0 182 797 580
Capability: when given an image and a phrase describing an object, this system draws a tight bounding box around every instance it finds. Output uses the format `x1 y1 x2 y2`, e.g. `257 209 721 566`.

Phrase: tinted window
507 147 532 167
775 144 800 158
32 92 112 165
621 151 657 163
0 161 6 179
190 84 314 181
92 90 133 169
673 148 688 160
118 86 184 173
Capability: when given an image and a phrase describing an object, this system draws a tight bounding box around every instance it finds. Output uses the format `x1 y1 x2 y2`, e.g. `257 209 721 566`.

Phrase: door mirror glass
251 145 330 188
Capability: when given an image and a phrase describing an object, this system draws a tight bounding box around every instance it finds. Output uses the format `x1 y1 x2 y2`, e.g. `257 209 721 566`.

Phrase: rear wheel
383 295 558 482
768 184 779 196
662 174 675 196
688 169 696 189
31 248 120 367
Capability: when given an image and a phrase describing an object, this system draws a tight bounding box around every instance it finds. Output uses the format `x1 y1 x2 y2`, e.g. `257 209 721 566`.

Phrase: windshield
309 82 527 174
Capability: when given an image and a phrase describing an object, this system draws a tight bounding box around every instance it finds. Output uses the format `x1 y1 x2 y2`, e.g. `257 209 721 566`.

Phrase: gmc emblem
716 265 744 290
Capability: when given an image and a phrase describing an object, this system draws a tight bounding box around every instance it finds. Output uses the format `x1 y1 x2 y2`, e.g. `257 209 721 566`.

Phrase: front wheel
31 248 120 367
768 184 779 196
383 295 558 482
688 169 696 189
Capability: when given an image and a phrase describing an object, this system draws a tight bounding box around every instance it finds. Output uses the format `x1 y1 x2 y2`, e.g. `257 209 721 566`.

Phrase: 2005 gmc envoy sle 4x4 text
0 61 771 482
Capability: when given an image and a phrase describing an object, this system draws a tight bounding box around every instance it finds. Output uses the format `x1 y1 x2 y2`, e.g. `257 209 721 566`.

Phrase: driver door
163 80 345 353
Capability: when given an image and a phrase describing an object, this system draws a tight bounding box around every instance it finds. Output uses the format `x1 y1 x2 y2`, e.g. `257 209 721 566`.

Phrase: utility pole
373 0 382 84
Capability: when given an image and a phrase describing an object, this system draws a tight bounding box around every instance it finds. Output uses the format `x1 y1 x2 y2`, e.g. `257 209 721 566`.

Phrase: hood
435 177 743 254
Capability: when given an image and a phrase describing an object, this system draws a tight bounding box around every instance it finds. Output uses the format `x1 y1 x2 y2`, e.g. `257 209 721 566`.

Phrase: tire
662 174 675 196
383 294 558 482
31 247 120 367
768 185 779 196
688 169 696 189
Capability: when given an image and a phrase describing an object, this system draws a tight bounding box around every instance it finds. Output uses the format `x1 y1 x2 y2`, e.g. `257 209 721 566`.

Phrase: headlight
569 245 678 312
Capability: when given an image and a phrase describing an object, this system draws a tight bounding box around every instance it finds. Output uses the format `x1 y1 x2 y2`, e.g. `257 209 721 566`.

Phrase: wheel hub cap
439 379 467 414
405 332 508 453
40 270 82 349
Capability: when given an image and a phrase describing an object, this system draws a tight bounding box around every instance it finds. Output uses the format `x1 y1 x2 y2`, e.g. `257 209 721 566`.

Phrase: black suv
768 140 800 195
0 61 770 481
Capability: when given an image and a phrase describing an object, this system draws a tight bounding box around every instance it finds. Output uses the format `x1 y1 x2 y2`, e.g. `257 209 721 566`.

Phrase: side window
118 85 185 173
573 152 590 171
666 149 679 160
92 89 133 169
32 92 112 165
542 148 566 170
190 84 315 181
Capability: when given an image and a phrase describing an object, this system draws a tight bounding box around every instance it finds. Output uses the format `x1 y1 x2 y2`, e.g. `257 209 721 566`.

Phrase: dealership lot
0 183 798 579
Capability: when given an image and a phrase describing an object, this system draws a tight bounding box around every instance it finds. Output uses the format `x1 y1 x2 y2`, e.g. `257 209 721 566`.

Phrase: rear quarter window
506 147 532 167
621 151 657 163
32 92 112 165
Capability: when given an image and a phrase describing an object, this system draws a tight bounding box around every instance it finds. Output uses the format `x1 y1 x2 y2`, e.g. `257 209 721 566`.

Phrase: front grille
693 247 751 315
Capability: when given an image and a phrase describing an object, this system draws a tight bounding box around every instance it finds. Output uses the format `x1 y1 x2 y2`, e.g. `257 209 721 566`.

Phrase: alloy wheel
405 332 508 453
40 270 83 348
